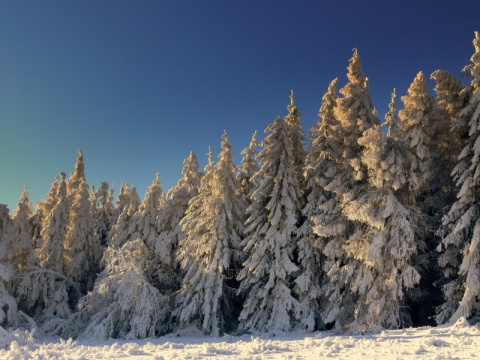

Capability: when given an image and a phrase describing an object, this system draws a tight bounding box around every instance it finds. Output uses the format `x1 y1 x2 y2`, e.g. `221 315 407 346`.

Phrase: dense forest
0 31 479 339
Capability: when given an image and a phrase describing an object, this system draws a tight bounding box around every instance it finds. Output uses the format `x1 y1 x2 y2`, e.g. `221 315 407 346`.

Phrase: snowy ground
1 318 479 359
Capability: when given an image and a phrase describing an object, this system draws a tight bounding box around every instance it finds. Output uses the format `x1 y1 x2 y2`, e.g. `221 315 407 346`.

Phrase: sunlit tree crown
384 88 399 139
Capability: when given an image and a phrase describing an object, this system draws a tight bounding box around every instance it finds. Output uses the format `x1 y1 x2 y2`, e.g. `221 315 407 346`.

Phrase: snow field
1 320 479 359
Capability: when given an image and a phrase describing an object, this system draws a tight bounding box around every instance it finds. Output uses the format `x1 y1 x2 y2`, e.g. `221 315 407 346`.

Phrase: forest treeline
0 32 479 339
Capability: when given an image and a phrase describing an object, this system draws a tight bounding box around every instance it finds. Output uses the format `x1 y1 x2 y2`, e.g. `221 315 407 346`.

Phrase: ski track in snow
1 320 480 359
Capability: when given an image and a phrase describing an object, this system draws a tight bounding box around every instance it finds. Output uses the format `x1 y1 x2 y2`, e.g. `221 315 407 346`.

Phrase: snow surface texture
1 318 479 359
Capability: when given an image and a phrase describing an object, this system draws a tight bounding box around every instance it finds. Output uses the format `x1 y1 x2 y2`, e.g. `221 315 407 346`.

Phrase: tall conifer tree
176 133 244 335
314 50 380 329
11 188 35 269
437 32 480 324
238 117 303 332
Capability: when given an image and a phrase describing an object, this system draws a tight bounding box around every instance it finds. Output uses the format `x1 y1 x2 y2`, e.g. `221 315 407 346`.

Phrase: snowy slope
1 318 479 359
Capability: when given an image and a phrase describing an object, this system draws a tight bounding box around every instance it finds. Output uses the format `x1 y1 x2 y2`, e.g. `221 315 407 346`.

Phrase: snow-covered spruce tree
397 71 439 324
431 69 467 168
313 50 380 330
130 173 165 290
67 149 86 206
94 182 116 246
0 206 24 329
109 184 141 248
237 116 303 333
32 175 60 249
154 151 202 293
339 89 421 329
296 78 340 331
436 32 480 325
38 173 69 274
53 239 169 340
64 180 102 297
36 176 59 220
237 131 260 212
115 183 131 217
16 173 71 327
174 149 216 332
10 188 35 270
398 71 435 197
0 205 14 265
132 173 164 252
213 131 245 271
175 133 244 336
285 90 307 193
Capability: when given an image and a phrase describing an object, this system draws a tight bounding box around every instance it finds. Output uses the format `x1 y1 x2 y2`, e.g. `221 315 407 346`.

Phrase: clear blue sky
1 0 479 211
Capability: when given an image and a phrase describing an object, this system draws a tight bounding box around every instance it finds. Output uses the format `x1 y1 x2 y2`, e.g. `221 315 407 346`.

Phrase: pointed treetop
208 146 214 164
68 148 86 199
345 47 365 86
287 89 299 117
403 71 434 104
73 149 85 176
320 78 339 116
470 31 480 89
384 88 399 139
240 131 259 165
242 130 259 156
178 151 202 190
182 151 200 177
186 150 198 165
219 130 236 174
14 186 33 218
123 184 140 217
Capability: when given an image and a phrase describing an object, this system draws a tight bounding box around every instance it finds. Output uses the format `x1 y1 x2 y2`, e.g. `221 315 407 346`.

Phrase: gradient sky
1 0 479 212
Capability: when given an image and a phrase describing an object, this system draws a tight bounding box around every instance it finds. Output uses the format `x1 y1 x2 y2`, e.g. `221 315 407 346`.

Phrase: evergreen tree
398 72 440 324
297 78 340 331
10 188 35 269
38 173 69 274
33 175 60 249
155 151 202 292
0 206 26 329
285 90 307 192
237 131 260 210
53 239 169 340
95 182 116 246
437 32 480 324
0 205 14 265
37 176 59 220
429 69 469 219
214 131 245 270
398 71 436 195
238 117 302 332
16 173 71 327
313 50 380 330
113 183 133 222
343 89 421 329
109 185 140 248
65 180 102 295
134 173 164 252
176 133 244 336
67 149 86 205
